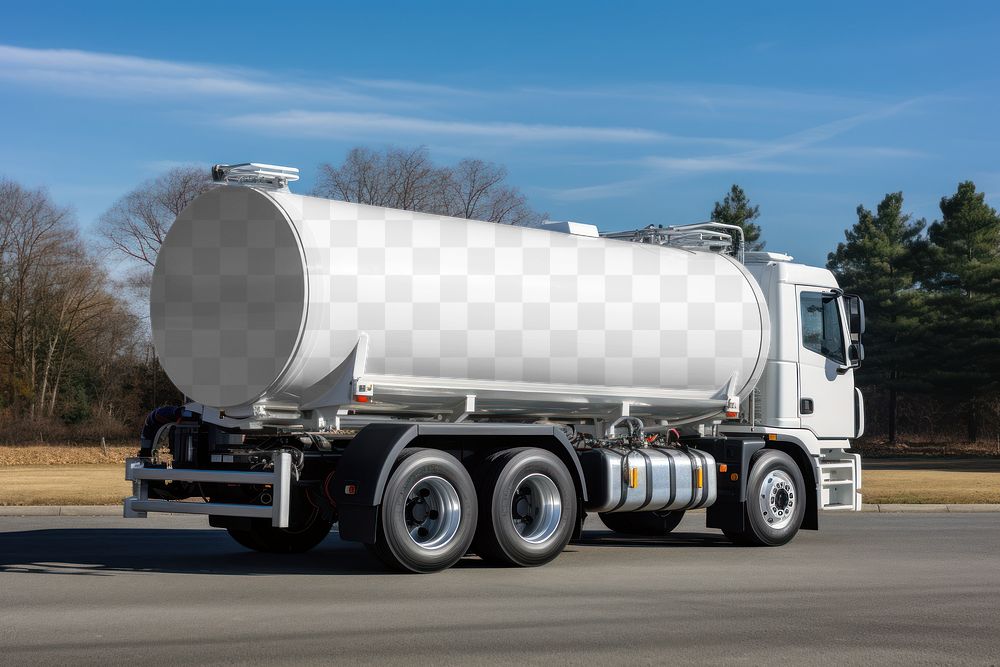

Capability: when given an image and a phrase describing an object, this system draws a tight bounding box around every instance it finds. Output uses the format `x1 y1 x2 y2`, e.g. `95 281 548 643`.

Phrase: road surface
1 512 998 664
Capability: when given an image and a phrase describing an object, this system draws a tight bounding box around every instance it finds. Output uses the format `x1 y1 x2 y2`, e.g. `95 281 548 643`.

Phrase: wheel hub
403 476 462 550
509 473 562 544
757 469 796 530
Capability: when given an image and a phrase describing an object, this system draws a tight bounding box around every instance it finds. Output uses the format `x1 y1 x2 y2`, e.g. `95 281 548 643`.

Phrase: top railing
600 221 745 263
211 163 300 190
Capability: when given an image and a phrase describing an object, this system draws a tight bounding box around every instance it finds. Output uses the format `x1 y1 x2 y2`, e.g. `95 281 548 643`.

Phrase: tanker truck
124 162 866 573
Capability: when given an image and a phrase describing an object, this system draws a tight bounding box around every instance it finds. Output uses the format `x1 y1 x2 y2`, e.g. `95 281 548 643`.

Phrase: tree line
0 145 996 446
708 181 1000 445
828 183 1000 444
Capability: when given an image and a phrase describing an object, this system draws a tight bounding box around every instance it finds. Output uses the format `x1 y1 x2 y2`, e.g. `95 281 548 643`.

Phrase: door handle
800 398 814 414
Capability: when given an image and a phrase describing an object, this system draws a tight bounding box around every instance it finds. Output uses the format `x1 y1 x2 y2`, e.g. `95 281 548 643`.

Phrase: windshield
800 292 846 364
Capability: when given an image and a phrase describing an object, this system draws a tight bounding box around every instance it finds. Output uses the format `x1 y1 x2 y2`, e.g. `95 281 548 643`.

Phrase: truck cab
722 251 865 512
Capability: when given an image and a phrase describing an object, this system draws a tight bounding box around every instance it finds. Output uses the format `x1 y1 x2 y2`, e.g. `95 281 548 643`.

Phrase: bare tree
98 166 213 268
446 159 540 225
316 146 448 212
314 147 543 225
0 179 76 413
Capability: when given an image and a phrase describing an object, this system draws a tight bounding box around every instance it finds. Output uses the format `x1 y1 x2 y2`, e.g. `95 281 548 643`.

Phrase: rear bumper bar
123 452 292 528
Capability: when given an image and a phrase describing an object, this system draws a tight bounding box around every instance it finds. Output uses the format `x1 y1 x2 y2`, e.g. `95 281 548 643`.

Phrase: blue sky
2 1 999 266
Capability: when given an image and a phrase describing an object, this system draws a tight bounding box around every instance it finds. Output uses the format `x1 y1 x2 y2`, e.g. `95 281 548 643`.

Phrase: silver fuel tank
580 446 717 513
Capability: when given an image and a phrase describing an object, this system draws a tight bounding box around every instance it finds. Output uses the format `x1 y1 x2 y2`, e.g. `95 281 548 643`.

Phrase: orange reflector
629 467 639 489
730 472 739 482
768 433 778 441
725 411 738 418
344 484 358 495
354 395 371 403
719 463 728 473
696 468 703 488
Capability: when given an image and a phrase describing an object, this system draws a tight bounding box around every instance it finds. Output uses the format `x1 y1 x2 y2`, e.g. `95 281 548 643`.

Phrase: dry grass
856 439 1000 458
862 469 1000 504
1 445 998 506
0 465 129 506
0 444 134 466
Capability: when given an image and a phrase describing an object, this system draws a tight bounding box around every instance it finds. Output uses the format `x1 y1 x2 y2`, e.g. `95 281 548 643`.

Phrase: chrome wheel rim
403 476 462 550
757 469 796 530
510 473 562 544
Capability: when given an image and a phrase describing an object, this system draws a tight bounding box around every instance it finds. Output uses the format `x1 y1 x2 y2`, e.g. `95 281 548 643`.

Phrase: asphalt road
1 512 998 665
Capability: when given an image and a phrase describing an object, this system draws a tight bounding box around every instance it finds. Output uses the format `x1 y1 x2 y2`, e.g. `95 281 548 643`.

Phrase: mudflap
683 435 765 532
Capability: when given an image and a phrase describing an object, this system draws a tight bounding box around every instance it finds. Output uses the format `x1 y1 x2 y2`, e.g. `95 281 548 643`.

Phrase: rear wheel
723 449 805 546
226 511 333 554
371 448 478 573
599 509 685 536
474 448 576 567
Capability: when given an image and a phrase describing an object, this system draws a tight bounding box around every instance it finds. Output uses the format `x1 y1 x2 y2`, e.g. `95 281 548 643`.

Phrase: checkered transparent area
151 187 307 407
153 186 767 408
269 191 766 397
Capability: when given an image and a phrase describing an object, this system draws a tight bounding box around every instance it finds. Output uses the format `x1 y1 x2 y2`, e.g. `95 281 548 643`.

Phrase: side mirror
844 294 866 340
838 343 864 374
849 342 864 364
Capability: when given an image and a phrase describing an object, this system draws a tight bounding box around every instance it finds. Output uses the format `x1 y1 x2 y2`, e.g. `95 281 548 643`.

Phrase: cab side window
800 292 846 364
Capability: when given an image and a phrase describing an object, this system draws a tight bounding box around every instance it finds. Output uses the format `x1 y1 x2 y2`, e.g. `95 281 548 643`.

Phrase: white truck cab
723 251 865 512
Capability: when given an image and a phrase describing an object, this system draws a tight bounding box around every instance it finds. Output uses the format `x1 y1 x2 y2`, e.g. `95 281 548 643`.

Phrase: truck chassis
124 410 830 572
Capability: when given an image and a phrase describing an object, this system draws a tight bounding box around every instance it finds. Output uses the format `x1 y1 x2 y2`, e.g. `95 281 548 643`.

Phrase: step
822 479 854 487
819 462 854 470
822 503 855 511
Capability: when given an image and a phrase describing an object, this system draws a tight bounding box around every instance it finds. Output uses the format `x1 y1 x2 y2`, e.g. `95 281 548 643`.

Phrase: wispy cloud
228 110 666 143
643 100 923 174
0 44 371 104
543 102 927 201
0 43 670 144
541 178 652 202
516 82 880 116
0 43 929 176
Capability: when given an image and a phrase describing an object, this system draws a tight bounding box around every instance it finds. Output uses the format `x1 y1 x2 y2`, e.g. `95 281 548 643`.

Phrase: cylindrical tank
151 186 769 414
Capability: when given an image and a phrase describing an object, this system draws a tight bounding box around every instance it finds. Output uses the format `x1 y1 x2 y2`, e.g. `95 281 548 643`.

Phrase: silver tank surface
151 186 769 419
580 446 717 513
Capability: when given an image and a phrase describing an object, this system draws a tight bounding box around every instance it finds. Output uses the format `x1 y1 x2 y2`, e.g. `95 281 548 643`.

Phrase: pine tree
922 181 1000 441
711 184 764 251
827 192 926 443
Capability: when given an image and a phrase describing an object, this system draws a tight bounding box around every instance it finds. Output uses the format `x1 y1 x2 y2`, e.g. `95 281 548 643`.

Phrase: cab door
796 287 855 438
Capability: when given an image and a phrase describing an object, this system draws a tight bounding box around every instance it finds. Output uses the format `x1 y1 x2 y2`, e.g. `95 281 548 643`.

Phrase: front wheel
724 449 805 546
474 448 577 567
599 509 685 536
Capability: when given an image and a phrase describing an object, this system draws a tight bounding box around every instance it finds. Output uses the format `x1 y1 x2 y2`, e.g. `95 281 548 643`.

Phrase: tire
226 511 333 554
473 448 576 567
723 449 805 547
599 509 685 536
371 448 478 573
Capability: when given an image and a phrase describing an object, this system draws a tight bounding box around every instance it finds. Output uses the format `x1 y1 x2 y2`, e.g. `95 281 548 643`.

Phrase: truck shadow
576 529 735 549
0 528 387 577
0 527 734 577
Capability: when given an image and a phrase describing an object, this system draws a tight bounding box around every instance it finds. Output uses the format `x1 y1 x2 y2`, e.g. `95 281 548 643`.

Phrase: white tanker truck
124 163 866 572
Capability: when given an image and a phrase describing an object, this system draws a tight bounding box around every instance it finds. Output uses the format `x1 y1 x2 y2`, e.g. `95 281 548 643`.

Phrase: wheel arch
763 440 819 531
331 423 587 544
